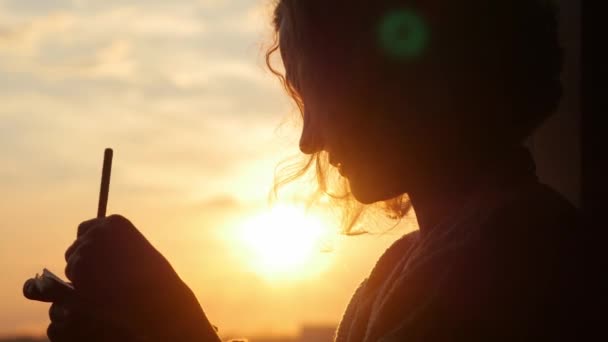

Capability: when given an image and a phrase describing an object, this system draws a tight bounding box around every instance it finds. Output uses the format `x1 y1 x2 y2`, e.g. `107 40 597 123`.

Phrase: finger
64 253 80 285
78 218 103 237
65 221 106 262
49 302 70 323
65 218 104 262
65 239 109 288
47 302 99 342
65 241 95 284
83 215 142 252
103 214 141 240
47 321 66 342
64 237 82 263
105 214 131 227
23 278 51 302
66 216 139 272
65 223 119 287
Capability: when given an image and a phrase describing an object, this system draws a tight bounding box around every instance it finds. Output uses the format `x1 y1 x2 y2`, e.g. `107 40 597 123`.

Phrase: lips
329 154 341 168
331 159 346 176
329 153 349 177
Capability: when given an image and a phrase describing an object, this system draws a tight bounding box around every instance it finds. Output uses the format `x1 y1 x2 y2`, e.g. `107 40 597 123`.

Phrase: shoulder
381 183 586 340
479 180 582 265
472 179 583 279
367 231 420 285
343 230 421 309
335 230 420 341
441 181 586 334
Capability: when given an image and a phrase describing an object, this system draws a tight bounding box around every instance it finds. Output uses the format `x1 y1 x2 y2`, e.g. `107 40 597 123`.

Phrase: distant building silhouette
225 324 336 342
298 325 335 342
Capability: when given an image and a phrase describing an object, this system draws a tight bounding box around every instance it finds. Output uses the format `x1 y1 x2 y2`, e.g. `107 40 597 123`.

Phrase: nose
299 109 324 155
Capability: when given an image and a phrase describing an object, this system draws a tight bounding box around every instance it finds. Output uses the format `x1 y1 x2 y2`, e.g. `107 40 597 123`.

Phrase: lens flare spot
378 9 429 60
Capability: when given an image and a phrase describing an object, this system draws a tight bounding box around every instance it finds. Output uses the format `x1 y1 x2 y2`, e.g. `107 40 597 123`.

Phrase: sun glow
236 204 334 280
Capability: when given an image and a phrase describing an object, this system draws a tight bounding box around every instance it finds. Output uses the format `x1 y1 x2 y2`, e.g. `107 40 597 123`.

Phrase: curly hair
267 0 563 234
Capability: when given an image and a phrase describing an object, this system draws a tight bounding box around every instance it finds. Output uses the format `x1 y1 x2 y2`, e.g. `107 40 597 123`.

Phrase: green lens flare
378 9 429 60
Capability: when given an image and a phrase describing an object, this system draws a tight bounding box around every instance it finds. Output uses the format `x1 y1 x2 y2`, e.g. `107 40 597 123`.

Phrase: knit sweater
334 149 584 341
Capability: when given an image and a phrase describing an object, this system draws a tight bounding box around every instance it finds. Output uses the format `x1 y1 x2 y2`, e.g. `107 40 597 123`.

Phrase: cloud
0 1 310 336
72 5 206 38
0 11 75 55
87 39 133 76
0 0 74 14
184 195 249 218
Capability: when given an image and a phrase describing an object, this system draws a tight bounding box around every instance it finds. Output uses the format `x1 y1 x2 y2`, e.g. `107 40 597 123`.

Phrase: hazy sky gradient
0 0 413 337
0 0 580 338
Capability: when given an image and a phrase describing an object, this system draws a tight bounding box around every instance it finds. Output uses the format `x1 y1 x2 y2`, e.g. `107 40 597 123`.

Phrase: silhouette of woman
24 1 586 341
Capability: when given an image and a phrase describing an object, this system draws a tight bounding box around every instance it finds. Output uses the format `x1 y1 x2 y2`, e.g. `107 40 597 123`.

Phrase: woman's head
268 0 562 229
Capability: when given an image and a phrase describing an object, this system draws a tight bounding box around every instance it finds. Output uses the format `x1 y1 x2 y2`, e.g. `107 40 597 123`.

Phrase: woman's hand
56 215 220 342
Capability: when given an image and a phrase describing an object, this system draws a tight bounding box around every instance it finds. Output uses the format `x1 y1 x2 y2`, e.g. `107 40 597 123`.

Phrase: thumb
23 270 75 303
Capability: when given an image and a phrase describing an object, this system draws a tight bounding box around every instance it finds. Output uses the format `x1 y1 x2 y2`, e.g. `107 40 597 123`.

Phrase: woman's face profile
279 21 418 205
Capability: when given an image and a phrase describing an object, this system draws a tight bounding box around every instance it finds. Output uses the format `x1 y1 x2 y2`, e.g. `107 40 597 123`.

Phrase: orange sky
0 0 582 339
0 0 414 338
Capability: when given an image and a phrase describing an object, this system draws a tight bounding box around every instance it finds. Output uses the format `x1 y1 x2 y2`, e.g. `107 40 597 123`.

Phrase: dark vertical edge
581 0 606 335
582 1 606 227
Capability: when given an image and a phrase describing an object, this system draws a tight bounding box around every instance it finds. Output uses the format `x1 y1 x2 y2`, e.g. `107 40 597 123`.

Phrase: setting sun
236 204 334 280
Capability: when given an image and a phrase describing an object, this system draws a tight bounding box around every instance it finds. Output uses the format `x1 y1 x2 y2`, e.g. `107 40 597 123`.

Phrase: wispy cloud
0 11 75 55
0 0 409 338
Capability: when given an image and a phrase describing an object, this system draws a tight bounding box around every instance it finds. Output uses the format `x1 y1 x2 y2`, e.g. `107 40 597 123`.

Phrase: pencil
97 148 113 218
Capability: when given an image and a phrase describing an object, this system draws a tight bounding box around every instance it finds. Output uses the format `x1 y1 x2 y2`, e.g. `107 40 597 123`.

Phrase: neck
408 175 475 234
406 145 536 234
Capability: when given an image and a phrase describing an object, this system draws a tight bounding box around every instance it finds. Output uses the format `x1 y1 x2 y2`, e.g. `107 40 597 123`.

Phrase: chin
348 175 404 204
